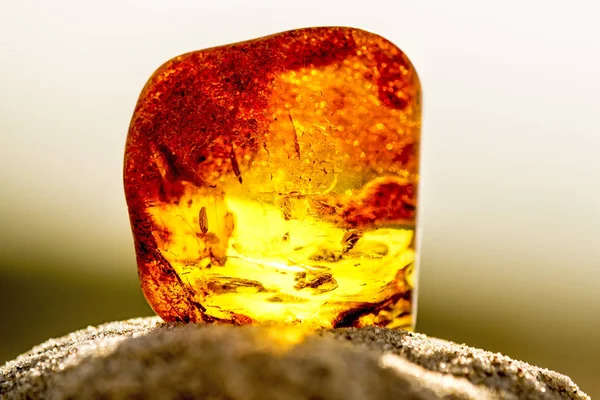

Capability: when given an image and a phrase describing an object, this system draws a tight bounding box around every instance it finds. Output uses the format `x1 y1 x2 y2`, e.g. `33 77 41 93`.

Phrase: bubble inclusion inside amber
125 27 421 329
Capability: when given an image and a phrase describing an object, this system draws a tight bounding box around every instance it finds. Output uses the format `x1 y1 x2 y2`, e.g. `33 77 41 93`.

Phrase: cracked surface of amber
124 27 421 329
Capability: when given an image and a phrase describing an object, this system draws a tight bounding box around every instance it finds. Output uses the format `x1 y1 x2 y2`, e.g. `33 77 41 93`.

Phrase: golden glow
147 185 414 328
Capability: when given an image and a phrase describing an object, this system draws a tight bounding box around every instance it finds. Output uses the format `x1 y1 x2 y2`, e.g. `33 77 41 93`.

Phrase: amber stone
124 27 421 329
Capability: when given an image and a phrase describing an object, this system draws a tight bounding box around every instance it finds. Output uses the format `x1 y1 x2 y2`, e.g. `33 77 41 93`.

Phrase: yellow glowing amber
124 27 421 329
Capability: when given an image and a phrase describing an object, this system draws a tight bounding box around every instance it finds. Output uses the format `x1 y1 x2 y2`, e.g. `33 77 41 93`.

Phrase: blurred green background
1 0 599 397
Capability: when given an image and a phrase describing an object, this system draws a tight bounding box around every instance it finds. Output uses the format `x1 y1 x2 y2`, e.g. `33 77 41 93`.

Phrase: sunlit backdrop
1 0 599 396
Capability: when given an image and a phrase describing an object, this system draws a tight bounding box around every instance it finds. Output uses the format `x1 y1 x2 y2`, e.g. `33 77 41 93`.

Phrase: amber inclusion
124 27 421 329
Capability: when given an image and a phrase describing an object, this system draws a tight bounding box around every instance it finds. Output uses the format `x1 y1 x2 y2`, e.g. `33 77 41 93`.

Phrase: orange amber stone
124 27 421 329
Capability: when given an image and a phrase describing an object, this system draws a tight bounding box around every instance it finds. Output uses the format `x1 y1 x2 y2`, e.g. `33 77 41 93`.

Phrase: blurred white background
1 0 599 396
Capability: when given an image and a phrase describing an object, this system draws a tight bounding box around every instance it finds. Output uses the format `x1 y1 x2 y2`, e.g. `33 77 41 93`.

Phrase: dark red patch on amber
374 49 413 110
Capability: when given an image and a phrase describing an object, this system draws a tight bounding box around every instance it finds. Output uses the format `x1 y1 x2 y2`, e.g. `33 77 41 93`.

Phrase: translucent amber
124 27 421 329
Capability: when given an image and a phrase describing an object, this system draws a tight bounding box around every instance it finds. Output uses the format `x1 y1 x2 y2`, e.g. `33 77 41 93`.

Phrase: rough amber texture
124 27 421 329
